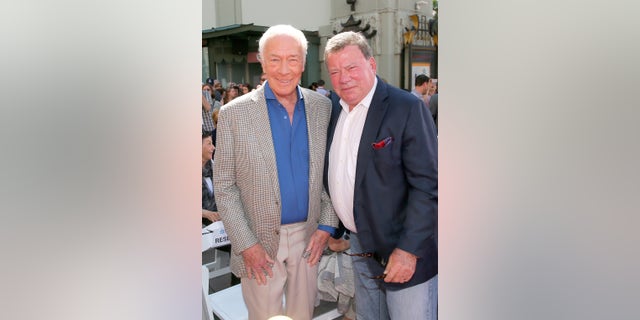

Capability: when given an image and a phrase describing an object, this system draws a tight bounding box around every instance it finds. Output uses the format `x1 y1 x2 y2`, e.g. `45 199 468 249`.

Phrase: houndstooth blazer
213 85 338 277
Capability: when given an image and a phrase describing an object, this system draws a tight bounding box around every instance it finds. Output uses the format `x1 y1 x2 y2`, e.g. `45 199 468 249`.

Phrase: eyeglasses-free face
260 35 304 101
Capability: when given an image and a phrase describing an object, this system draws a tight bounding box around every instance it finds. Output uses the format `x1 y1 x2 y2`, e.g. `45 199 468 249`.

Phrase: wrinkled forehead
264 35 304 56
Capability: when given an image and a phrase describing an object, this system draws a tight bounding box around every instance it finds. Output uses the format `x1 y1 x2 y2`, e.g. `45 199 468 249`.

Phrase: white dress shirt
328 78 378 233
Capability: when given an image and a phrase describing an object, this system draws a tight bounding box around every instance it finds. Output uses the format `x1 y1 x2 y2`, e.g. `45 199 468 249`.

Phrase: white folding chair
208 284 249 320
202 222 339 319
202 221 232 288
202 265 215 320
207 284 340 320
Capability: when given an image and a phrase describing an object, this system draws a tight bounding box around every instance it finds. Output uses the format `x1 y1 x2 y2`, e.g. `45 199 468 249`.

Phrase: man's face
420 82 429 95
326 45 377 109
261 35 305 100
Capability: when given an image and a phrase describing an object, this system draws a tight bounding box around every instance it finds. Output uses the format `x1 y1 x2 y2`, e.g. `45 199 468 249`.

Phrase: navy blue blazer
324 77 438 289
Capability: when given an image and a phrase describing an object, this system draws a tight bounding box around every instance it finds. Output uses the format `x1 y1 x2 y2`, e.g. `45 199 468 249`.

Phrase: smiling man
213 25 338 320
324 31 438 320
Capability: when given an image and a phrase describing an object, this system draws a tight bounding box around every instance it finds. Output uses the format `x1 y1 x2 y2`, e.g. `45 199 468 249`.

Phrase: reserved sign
202 221 230 251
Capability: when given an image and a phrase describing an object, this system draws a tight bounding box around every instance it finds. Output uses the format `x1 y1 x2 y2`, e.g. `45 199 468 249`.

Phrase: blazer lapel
248 89 280 197
326 98 342 149
324 96 342 195
354 77 389 190
303 90 319 186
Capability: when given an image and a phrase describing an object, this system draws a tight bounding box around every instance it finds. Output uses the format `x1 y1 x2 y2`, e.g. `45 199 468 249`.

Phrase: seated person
202 130 240 287
202 130 219 225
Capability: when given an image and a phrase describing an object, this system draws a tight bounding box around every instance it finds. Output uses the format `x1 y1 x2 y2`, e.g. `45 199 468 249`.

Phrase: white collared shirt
328 78 378 233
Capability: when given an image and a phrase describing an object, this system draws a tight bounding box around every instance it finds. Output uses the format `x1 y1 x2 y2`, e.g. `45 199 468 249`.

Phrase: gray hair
324 31 373 61
258 24 308 64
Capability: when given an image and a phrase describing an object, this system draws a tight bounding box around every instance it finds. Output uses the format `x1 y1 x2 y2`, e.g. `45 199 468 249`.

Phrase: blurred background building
202 0 438 90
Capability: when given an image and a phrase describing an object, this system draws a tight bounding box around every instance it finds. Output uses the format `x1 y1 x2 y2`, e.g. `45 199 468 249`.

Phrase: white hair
258 24 308 64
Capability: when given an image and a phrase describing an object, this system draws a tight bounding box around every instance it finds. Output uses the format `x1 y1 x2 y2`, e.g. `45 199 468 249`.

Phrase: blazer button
275 229 280 235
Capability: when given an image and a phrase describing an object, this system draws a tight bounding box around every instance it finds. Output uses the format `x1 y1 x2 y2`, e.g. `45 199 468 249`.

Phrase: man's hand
383 248 418 283
303 230 330 266
202 209 220 222
241 243 275 285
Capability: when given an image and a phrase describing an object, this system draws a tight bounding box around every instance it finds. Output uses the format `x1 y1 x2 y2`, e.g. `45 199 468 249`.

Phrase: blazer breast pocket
371 136 401 166
371 136 393 150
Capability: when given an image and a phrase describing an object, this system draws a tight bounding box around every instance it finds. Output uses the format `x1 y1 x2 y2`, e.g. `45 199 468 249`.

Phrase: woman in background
202 131 219 225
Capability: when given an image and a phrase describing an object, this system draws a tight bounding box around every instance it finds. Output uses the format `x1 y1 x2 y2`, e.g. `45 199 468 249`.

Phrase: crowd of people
202 25 438 320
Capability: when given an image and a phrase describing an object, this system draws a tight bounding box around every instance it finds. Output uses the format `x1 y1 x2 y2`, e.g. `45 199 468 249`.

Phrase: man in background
316 79 330 97
411 74 430 100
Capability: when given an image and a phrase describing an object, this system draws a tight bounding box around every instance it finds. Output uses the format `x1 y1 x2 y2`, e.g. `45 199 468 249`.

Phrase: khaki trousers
241 222 318 320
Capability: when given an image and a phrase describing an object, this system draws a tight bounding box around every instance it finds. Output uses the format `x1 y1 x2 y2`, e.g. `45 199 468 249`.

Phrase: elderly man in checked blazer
213 24 338 320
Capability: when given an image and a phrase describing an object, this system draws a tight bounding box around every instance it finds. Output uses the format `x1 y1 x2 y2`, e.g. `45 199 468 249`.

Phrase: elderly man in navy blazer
324 31 438 320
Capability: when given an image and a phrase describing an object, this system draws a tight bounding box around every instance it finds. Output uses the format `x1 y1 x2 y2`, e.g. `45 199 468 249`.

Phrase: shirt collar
264 81 304 102
339 77 378 112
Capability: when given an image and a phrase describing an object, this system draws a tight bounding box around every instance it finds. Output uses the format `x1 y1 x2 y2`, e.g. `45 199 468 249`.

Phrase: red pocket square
372 136 394 150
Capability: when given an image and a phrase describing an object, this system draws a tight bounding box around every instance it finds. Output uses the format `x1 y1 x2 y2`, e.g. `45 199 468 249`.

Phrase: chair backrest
202 265 214 320
202 290 213 320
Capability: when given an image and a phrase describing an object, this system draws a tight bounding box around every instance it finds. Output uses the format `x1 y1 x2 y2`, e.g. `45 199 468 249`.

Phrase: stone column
376 6 400 86
317 24 334 90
